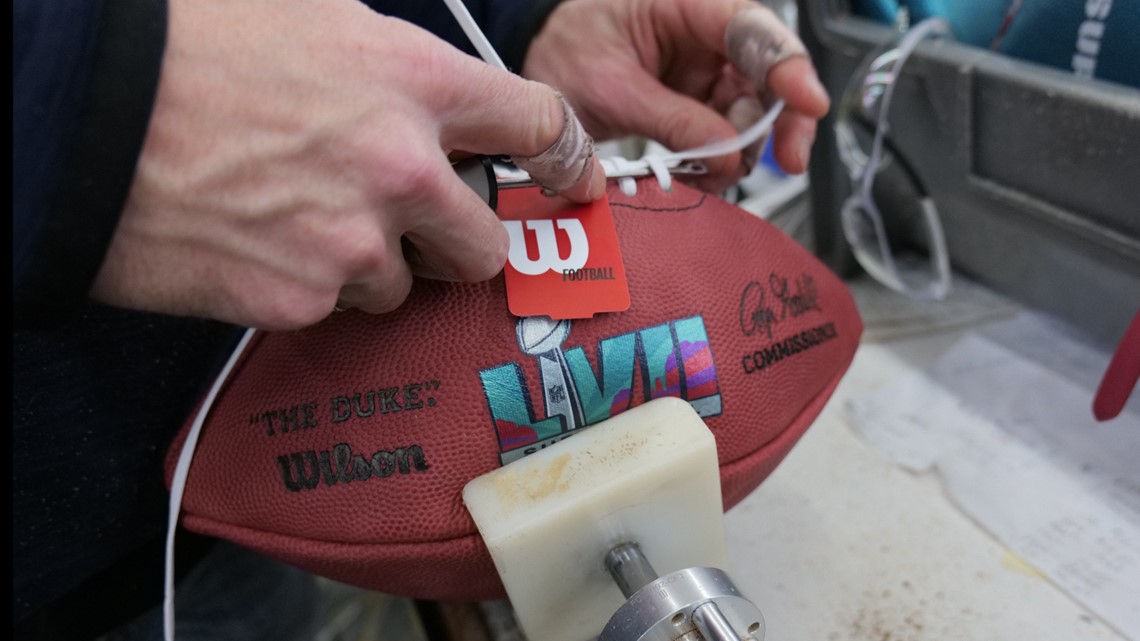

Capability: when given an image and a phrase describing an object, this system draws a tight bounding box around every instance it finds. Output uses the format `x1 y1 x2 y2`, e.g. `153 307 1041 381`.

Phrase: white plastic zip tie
615 98 784 195
601 157 645 196
164 327 257 641
441 0 508 70
619 176 638 196
656 99 784 162
644 155 673 192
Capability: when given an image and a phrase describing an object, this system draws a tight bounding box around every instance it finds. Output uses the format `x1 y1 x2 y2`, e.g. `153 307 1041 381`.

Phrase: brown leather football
167 179 862 601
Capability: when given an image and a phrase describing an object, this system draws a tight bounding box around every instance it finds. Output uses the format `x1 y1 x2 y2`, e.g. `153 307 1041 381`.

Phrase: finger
660 0 757 56
335 246 415 315
553 149 606 204
709 64 758 113
432 61 604 202
767 56 830 120
724 5 804 80
722 6 829 119
339 145 510 311
638 0 824 119
508 93 605 204
770 110 819 175
398 153 510 283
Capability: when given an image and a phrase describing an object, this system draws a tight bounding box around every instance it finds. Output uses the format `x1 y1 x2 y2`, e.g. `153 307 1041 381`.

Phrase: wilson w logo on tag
503 219 589 275
498 189 630 319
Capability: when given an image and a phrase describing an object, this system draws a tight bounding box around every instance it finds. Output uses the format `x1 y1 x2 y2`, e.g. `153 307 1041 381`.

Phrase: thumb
436 62 605 203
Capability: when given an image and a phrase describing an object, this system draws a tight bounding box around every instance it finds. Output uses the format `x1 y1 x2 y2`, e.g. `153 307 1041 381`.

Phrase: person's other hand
90 0 604 329
523 0 830 192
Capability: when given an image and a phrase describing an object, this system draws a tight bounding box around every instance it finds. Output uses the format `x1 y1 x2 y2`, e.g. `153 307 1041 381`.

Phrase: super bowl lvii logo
480 315 722 464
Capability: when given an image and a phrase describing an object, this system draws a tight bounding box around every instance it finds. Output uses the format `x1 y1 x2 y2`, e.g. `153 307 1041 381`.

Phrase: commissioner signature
738 273 822 339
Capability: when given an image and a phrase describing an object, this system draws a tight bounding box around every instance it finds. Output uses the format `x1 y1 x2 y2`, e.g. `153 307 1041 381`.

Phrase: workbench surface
725 280 1133 641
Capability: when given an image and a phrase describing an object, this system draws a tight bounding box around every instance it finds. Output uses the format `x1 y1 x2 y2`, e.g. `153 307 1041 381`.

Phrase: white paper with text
849 334 1140 637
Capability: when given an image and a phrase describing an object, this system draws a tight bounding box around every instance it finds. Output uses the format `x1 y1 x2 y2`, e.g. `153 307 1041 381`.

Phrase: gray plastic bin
798 0 1140 346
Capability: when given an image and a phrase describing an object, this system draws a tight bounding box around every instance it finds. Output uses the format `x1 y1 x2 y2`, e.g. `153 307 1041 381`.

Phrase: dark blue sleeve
13 0 167 328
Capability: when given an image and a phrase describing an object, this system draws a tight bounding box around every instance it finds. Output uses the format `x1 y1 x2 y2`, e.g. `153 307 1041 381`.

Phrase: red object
1093 309 1140 421
167 180 863 601
500 188 630 319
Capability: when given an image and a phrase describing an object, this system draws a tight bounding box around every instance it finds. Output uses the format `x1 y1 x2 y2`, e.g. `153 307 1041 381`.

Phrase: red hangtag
499 188 630 319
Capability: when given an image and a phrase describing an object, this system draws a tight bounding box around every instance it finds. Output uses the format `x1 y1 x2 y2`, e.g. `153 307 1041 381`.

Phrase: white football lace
605 101 784 195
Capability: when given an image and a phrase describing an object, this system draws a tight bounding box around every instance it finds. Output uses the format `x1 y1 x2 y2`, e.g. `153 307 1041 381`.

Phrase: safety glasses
836 16 952 300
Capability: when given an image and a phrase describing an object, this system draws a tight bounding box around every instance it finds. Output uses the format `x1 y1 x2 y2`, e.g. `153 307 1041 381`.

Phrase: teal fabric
847 0 949 24
849 0 1139 88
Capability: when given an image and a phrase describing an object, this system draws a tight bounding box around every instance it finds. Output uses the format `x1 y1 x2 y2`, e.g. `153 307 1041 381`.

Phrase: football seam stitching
610 193 707 212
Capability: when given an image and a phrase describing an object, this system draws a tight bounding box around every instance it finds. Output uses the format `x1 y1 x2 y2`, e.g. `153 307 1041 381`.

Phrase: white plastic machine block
463 396 729 641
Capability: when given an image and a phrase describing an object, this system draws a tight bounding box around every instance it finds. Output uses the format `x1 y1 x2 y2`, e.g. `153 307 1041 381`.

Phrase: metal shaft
604 542 659 599
693 601 744 641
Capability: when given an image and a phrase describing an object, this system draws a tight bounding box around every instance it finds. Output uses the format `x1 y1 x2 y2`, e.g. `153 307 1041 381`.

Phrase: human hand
90 0 604 330
522 0 830 192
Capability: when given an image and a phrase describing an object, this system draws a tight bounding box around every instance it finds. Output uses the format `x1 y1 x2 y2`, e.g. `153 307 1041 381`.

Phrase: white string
600 157 644 195
164 327 257 641
657 99 784 163
644 155 673 192
441 0 508 70
615 99 784 195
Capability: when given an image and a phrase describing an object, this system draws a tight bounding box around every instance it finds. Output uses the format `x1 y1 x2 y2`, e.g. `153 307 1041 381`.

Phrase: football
167 179 863 601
